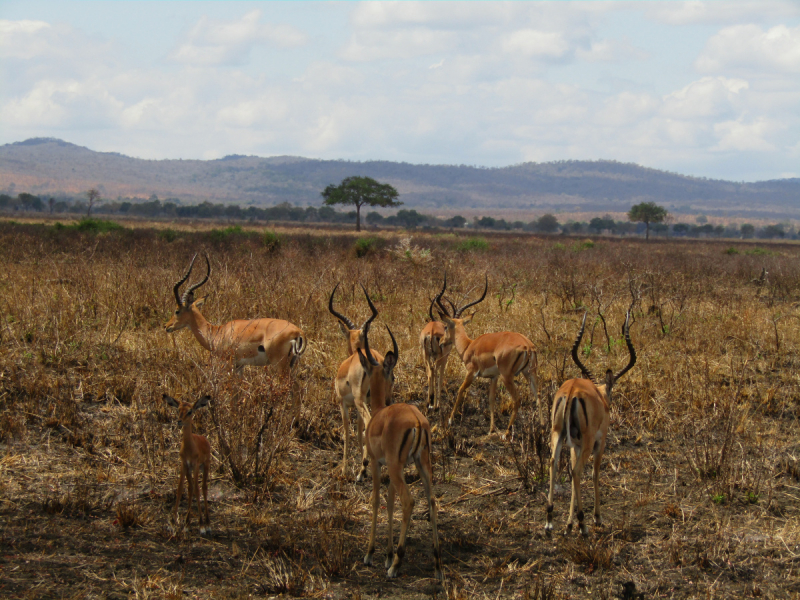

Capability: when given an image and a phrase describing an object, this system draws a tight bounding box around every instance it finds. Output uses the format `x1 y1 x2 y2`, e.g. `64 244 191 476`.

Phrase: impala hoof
387 565 400 578
364 553 373 566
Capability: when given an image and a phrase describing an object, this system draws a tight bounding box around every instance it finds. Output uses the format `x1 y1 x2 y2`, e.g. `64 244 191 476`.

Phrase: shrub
74 218 126 233
159 228 178 243
724 247 739 255
354 237 379 257
456 237 489 252
262 229 281 252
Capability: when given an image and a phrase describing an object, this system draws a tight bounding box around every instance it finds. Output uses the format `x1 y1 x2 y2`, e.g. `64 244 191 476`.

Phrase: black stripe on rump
399 429 412 462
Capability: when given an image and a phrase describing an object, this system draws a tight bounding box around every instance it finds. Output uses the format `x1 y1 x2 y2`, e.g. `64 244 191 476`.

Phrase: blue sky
1 1 799 181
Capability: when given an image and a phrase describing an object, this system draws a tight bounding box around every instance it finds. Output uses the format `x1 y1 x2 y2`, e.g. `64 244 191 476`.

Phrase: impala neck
187 306 221 352
181 418 195 446
451 322 474 360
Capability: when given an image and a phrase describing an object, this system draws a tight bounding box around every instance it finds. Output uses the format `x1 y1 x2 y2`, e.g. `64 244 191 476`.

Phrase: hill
1 138 798 219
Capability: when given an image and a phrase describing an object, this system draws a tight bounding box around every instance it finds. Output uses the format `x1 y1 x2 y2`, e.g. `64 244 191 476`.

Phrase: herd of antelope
164 254 636 580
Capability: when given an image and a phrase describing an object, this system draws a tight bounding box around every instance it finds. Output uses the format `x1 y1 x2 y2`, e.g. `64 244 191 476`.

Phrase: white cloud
339 28 458 61
713 118 777 152
502 30 570 58
170 10 308 66
662 76 748 119
647 1 800 25
696 24 800 74
0 19 52 59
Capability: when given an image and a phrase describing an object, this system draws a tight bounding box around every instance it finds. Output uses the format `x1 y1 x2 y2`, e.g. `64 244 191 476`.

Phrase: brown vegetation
0 220 798 598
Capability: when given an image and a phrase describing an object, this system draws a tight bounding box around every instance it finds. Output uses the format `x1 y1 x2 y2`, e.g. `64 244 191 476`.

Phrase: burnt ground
2 380 798 600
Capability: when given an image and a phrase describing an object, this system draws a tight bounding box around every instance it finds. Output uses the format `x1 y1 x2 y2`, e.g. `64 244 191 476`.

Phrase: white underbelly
478 365 500 378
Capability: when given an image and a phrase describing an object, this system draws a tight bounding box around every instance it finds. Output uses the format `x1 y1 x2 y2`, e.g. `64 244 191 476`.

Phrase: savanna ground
0 220 799 599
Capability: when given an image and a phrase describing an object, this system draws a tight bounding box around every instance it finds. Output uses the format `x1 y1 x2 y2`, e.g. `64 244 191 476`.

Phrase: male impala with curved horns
439 276 539 436
357 301 442 581
419 273 452 411
329 283 383 479
165 254 306 374
545 311 636 536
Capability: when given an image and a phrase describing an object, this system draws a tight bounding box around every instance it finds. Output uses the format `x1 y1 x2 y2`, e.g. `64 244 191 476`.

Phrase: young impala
165 254 306 374
439 276 539 436
329 283 383 479
419 273 452 411
545 311 636 535
357 301 442 581
164 393 212 534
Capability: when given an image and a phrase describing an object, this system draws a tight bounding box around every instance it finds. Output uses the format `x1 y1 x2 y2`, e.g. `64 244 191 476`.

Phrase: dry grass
0 220 799 598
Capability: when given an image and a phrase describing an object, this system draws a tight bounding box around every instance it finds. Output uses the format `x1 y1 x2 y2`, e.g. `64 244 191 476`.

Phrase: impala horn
173 253 198 306
182 254 210 305
570 312 594 382
612 310 637 382
454 274 488 317
328 283 357 330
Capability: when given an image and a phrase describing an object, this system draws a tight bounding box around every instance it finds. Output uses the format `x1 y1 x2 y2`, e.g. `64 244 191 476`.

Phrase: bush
74 218 126 233
354 237 379 257
456 237 489 252
159 228 178 243
262 229 281 252
724 247 739 255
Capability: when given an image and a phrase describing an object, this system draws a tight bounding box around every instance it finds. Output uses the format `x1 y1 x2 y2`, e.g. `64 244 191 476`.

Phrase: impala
357 303 442 580
419 274 452 411
545 311 636 535
165 254 306 374
329 283 383 479
439 276 539 436
164 393 212 534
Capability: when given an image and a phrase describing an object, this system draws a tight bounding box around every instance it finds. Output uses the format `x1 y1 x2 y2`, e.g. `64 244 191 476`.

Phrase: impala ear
384 352 397 374
461 311 477 325
337 320 351 338
163 394 180 408
192 296 206 309
194 395 210 411
438 312 453 325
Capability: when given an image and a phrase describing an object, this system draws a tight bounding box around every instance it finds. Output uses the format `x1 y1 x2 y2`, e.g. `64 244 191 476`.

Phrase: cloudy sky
1 1 799 181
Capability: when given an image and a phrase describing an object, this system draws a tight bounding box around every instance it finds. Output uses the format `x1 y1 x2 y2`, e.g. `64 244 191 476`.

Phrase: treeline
1 192 796 239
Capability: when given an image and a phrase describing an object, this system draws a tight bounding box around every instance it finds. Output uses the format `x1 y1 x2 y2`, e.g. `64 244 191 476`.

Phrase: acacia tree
321 176 401 232
628 201 668 240
86 188 102 217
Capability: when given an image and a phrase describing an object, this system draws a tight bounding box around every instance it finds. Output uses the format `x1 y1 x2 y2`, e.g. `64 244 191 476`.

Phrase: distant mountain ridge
1 138 798 219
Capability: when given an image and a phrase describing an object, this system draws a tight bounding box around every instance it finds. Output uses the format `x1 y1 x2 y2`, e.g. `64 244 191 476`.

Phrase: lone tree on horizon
86 188 102 218
628 201 668 240
321 176 401 232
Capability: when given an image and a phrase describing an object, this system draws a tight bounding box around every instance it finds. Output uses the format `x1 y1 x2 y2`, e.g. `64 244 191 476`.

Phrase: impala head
163 393 211 427
436 274 488 345
570 311 636 403
165 254 210 333
329 282 378 355
357 288 398 404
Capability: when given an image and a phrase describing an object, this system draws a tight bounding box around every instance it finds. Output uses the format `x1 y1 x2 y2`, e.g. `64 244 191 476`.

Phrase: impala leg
192 463 203 531
173 467 185 526
364 459 381 566
592 443 605 528
448 369 476 427
545 428 563 533
435 354 447 413
201 461 211 534
524 367 541 426
356 414 369 483
340 401 350 478
417 449 442 580
184 467 195 530
424 351 435 411
487 377 499 434
385 479 396 569
387 465 415 578
501 373 520 438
